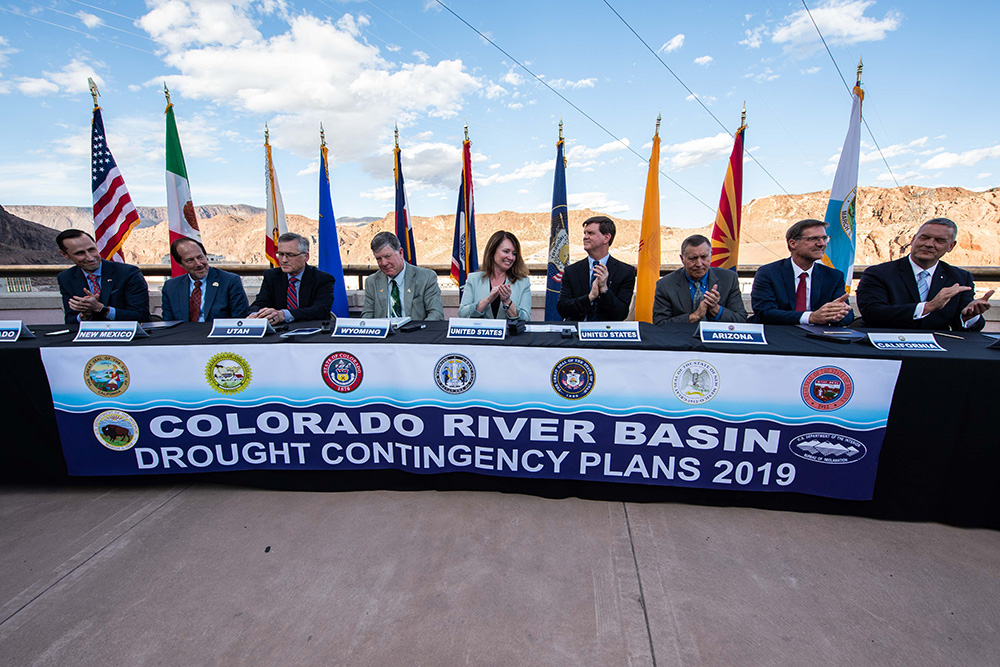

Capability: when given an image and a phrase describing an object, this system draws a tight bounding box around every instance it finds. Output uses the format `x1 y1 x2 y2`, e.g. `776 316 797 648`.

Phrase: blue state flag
545 133 569 321
450 137 478 293
318 137 349 317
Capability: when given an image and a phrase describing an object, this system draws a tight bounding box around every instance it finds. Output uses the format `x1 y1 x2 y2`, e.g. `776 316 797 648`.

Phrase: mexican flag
165 100 201 277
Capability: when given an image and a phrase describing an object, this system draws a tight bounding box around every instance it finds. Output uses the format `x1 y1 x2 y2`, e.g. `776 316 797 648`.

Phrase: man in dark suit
750 219 853 326
557 215 636 321
161 238 250 322
857 218 992 330
56 229 150 325
249 232 334 324
653 234 747 325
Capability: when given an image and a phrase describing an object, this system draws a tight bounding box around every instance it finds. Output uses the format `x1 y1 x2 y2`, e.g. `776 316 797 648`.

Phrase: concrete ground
1 485 997 666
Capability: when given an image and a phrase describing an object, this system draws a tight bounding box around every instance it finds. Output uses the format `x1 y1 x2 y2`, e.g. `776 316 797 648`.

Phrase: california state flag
264 129 287 268
165 99 201 277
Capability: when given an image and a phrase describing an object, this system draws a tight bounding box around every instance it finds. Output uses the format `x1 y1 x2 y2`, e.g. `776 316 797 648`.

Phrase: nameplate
208 319 275 339
577 322 640 342
699 322 767 345
73 321 147 343
333 318 390 339
0 320 35 342
448 318 506 340
867 332 945 352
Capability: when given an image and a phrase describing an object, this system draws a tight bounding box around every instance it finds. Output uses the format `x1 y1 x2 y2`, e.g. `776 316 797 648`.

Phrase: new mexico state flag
634 127 661 323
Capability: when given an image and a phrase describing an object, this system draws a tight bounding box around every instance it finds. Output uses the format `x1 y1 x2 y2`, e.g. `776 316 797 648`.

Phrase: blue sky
1 0 998 228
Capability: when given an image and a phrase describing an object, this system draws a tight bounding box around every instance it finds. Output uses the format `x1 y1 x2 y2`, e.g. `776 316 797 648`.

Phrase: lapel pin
212 282 219 287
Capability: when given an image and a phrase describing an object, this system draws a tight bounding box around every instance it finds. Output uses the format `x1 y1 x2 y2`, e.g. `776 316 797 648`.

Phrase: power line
601 0 790 197
433 0 715 213
1 6 156 55
20 0 154 43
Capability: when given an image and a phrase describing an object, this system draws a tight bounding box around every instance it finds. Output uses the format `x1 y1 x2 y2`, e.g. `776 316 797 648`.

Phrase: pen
934 332 963 340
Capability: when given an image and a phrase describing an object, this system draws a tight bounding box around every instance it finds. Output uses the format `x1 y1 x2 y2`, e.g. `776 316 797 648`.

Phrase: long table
3 322 998 528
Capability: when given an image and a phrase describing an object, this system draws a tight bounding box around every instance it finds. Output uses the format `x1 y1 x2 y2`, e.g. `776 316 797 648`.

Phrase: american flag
91 107 139 261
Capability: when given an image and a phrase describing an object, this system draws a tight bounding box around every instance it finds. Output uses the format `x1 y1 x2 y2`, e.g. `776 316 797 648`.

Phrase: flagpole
87 77 100 109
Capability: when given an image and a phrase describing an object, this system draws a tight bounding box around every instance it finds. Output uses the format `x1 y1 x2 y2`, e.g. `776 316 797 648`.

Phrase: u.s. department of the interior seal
93 410 139 451
322 352 364 393
672 359 720 405
551 356 595 400
434 354 476 394
205 352 252 394
801 366 853 411
84 354 130 397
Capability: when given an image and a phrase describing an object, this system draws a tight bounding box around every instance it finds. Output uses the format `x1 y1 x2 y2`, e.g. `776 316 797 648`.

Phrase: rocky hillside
0 205 64 264
5 186 998 267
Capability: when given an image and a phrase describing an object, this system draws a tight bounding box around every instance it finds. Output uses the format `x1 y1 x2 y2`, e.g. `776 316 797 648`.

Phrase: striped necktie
287 277 298 310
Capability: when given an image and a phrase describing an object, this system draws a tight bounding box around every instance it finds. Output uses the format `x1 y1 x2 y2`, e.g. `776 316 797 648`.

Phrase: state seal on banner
93 410 139 451
551 356 595 400
801 366 853 411
322 352 363 393
434 354 475 394
672 360 720 405
205 352 252 394
84 355 130 397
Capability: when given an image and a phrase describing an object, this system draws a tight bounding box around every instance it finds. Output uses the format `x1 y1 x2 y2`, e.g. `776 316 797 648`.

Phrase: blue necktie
917 270 930 302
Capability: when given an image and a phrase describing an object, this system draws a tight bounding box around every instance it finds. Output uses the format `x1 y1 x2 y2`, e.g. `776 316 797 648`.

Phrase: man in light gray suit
653 234 747 326
361 231 444 321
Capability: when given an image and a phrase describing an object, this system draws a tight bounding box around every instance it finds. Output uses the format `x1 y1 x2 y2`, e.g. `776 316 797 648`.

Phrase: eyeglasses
275 252 304 259
795 235 829 243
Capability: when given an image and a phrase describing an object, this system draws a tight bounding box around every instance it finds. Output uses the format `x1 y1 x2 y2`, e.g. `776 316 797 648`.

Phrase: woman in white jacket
458 230 531 320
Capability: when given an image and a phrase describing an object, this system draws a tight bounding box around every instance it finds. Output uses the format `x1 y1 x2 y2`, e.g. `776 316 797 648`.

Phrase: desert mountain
6 186 999 268
0 205 64 265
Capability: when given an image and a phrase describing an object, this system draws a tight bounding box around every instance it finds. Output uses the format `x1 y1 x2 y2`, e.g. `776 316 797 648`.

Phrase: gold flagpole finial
655 112 661 135
264 123 269 144
856 56 863 86
558 118 564 141
163 83 171 106
394 123 399 148
320 122 326 147
87 77 100 108
464 122 469 142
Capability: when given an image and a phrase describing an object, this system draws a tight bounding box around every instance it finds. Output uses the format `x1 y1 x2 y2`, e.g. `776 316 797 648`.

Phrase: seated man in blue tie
55 229 150 325
653 234 748 325
248 232 335 324
750 219 853 326
556 215 636 322
161 238 250 322
857 218 992 330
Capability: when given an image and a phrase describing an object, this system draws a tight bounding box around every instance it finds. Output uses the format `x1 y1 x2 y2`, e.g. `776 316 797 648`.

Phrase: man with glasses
856 218 992 330
361 231 443 320
249 232 334 324
750 219 853 326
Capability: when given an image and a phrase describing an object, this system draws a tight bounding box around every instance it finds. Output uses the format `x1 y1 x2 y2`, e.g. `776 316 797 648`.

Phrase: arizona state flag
545 126 569 321
394 127 417 264
264 126 287 268
711 118 747 270
450 130 478 292
164 86 201 277
634 119 661 323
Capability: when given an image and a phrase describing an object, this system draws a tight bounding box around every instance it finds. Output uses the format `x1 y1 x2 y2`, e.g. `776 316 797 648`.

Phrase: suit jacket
856 257 983 331
750 258 853 326
556 255 636 322
457 272 531 320
653 267 747 326
161 266 250 322
57 259 150 325
250 265 334 322
361 264 444 321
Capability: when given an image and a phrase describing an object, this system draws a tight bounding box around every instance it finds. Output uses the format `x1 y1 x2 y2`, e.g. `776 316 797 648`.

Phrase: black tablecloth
4 321 998 528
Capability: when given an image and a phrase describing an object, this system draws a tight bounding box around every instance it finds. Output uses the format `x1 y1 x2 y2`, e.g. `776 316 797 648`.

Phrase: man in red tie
160 238 250 322
750 219 853 326
249 232 334 325
56 229 150 325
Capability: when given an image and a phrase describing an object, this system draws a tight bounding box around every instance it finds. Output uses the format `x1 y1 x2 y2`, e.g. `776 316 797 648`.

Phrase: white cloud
546 77 597 89
566 139 630 162
361 141 487 190
297 160 319 176
568 192 629 216
801 66 821 74
478 160 551 187
875 170 921 183
12 59 105 97
76 11 103 28
662 133 732 170
772 0 902 58
508 102 523 110
484 83 506 99
923 144 1000 170
693 56 713 66
502 68 524 86
659 34 685 53
16 77 59 96
385 44 401 52
360 185 395 201
745 67 779 82
740 25 767 48
685 93 717 105
412 50 429 63
517 188 529 194
977 173 992 179
859 136 927 163
141 7 481 161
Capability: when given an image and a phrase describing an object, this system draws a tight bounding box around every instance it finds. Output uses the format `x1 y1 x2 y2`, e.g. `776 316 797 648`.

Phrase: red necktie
189 280 202 322
287 277 298 310
87 273 101 297
795 272 808 311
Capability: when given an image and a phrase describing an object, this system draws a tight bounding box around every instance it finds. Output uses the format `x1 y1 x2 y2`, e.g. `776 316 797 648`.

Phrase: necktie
917 270 930 302
693 281 704 308
390 279 402 317
189 280 202 322
87 274 101 297
795 272 808 311
287 277 298 310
